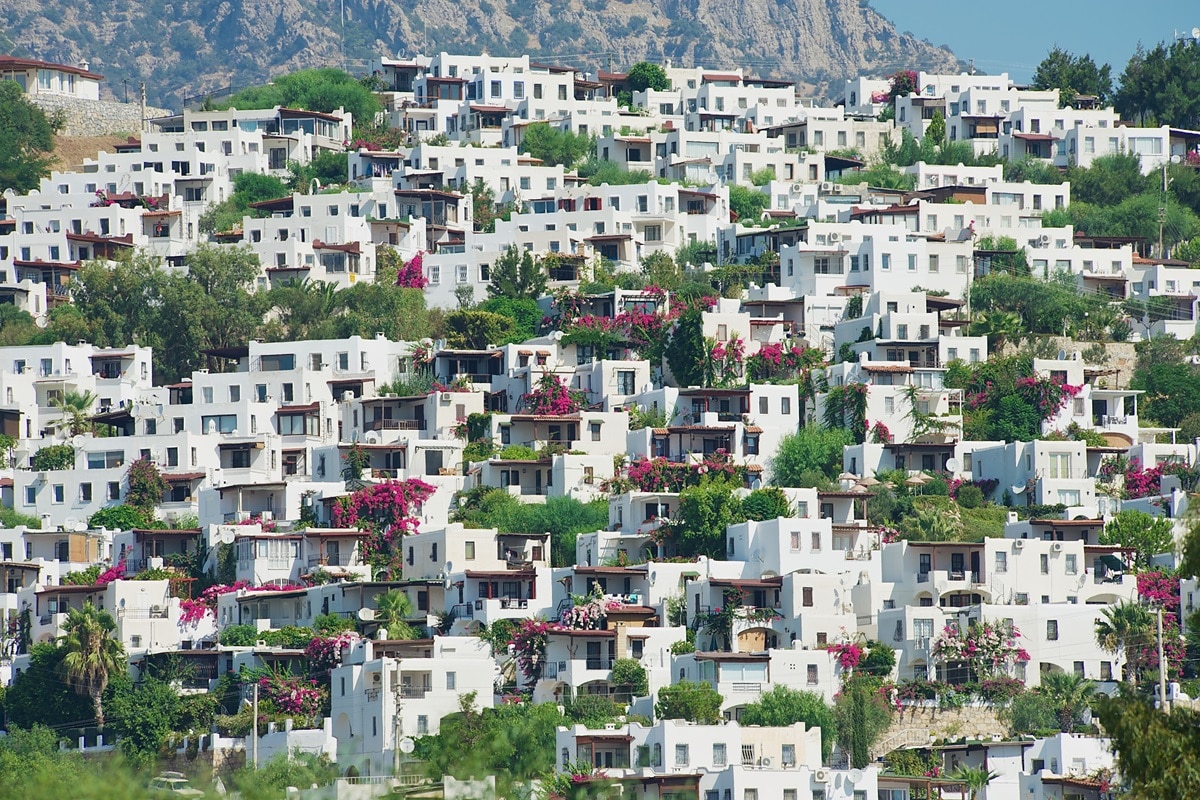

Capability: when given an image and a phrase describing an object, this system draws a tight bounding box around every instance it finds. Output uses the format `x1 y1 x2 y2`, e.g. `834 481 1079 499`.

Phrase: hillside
0 0 960 109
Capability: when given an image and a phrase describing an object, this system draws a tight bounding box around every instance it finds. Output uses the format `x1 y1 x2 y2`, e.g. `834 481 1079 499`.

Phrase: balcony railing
118 607 170 620
1100 415 1130 426
586 658 615 670
948 571 981 584
451 603 474 619
366 419 424 432
398 685 431 699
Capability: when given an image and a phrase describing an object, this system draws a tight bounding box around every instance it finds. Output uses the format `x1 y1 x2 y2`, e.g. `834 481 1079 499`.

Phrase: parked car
149 772 205 797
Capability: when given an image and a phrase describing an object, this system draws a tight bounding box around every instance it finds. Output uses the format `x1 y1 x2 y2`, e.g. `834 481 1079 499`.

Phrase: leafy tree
1094 692 1200 800
231 752 341 800
413 693 560 793
0 80 62 193
335 282 430 343
488 245 548 300
1132 359 1200 427
1003 157 1064 185
218 67 381 126
925 109 946 143
479 296 542 343
443 309 517 349
1067 153 1150 206
58 601 126 727
452 489 609 566
287 150 349 191
88 504 152 530
1032 46 1114 107
626 62 670 92
610 658 649 696
1004 690 1060 736
740 686 835 761
126 457 169 516
1116 40 1200 128
770 427 854 485
740 486 792 521
199 171 291 233
2 644 97 730
834 676 892 769
30 444 76 471
261 278 341 342
519 123 594 168
837 163 915 190
655 680 723 723
729 184 769 224
373 589 416 639
669 477 745 559
579 159 653 185
1100 509 1176 571
663 308 706 387
105 678 184 763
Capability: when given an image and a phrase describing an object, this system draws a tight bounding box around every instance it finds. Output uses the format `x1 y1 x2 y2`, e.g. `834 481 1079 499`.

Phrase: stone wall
31 95 173 137
872 703 1007 757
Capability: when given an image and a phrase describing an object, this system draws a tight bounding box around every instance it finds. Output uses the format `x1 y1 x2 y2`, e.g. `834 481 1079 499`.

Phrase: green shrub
956 485 984 509
610 658 649 696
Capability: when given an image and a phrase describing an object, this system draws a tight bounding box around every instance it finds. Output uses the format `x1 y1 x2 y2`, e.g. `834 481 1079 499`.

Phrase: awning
1098 554 1125 571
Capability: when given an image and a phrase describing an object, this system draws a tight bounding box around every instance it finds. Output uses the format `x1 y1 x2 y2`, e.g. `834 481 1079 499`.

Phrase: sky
873 0 1199 83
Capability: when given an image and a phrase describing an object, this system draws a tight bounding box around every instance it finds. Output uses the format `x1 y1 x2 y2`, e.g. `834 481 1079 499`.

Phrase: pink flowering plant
305 630 363 674
95 561 127 586
181 580 304 626
395 251 429 289
510 618 551 683
519 373 587 415
332 478 436 574
707 337 745 388
542 761 614 800
745 343 825 386
828 641 865 671
932 619 1031 681
868 420 892 444
257 673 327 724
610 450 745 495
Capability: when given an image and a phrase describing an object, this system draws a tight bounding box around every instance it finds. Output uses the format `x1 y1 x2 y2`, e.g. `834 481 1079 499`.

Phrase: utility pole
139 82 147 133
252 681 260 768
1157 606 1170 714
1159 162 1168 259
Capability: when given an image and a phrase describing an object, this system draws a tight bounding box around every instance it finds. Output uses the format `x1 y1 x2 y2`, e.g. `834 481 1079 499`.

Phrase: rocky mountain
1 0 960 109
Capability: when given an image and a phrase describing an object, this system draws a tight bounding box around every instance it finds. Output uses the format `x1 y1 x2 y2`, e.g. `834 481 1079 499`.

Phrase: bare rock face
1 0 959 107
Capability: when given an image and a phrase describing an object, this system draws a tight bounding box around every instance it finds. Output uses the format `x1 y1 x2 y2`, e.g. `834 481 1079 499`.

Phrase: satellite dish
1192 26 1200 39
399 738 415 754
74 520 88 532
443 561 454 575
945 457 960 472
1011 484 1026 495
132 404 148 420
365 431 380 444
848 769 864 784
358 608 376 622
64 517 78 532
71 435 85 448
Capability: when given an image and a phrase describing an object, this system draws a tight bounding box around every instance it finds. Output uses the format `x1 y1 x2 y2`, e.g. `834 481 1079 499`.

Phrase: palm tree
50 390 98 436
58 601 125 727
1095 601 1154 685
952 764 999 800
971 310 1022 353
1039 672 1095 732
374 590 417 640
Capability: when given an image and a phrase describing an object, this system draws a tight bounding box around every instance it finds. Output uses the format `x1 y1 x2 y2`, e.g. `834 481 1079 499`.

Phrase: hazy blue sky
873 1 1199 82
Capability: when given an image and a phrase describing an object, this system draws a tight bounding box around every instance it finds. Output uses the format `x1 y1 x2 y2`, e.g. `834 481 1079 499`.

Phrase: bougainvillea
519 372 587 416
257 674 326 721
932 619 1031 680
510 618 550 683
332 479 436 573
180 580 304 625
828 641 865 671
558 594 622 631
612 450 746 494
745 342 825 387
305 631 363 674
707 337 745 388
95 561 127 587
395 251 429 289
867 420 892 444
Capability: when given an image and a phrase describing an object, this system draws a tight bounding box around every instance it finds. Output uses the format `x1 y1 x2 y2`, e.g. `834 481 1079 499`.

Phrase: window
87 451 125 469
1047 620 1059 640
995 551 1007 573
781 744 795 766
802 587 813 607
52 485 64 504
1040 554 1049 574
202 414 237 434
674 744 689 767
712 744 726 767
806 664 818 685
1048 452 1072 479
616 370 635 395
1065 554 1077 574
108 482 121 500
1101 661 1113 680
465 541 475 560
781 397 791 415
446 672 456 690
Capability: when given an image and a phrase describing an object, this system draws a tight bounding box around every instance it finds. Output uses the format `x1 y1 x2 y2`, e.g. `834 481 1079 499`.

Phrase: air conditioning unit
759 756 773 768
372 672 382 684
1051 542 1063 552
1013 540 1025 550
439 392 451 403
814 768 829 783
828 232 841 243
820 182 833 192
791 182 804 193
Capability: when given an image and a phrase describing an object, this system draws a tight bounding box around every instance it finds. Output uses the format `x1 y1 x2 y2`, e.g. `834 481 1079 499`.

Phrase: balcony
586 657 615 670
398 684 431 699
117 607 170 620
365 419 424 432
451 603 474 619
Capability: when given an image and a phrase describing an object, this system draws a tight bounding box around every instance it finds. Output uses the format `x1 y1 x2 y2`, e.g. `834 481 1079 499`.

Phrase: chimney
79 59 90 72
